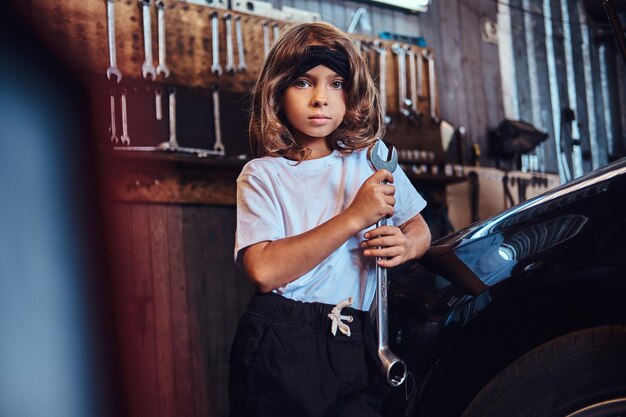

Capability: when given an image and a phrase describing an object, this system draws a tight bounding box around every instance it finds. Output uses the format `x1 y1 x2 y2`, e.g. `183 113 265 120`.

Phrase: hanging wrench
120 89 131 145
234 15 247 72
405 46 418 115
272 22 280 45
155 88 163 121
417 48 424 98
423 49 438 122
373 41 389 125
212 85 225 155
392 43 409 117
367 140 406 387
106 0 122 83
210 11 223 76
140 0 156 80
223 13 235 73
155 0 170 78
109 90 119 144
168 88 178 147
262 21 270 58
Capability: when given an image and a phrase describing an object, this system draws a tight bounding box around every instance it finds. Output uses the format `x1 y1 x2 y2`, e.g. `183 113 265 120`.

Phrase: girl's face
283 64 346 149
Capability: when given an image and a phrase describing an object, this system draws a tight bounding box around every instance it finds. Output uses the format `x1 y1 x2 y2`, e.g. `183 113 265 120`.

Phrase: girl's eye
293 79 311 88
330 80 344 89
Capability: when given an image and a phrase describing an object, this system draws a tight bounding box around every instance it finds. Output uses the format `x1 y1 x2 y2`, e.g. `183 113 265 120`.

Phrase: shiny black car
383 157 626 417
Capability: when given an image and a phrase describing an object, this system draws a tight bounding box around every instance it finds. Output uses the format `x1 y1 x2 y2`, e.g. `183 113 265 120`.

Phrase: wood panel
106 200 254 417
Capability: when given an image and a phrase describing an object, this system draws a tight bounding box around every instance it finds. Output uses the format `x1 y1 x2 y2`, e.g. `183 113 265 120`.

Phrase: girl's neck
286 139 332 161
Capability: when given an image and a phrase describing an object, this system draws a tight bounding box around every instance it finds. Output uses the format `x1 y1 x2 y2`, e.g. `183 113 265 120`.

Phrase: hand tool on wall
406 46 418 116
417 48 424 98
272 22 280 45
156 0 170 78
234 15 247 71
422 49 438 122
367 140 407 387
373 41 389 125
106 0 122 83
109 89 119 143
167 87 178 147
210 11 223 76
120 88 131 145
140 0 156 80
155 87 163 120
223 13 235 73
392 43 409 117
262 21 270 58
212 85 225 155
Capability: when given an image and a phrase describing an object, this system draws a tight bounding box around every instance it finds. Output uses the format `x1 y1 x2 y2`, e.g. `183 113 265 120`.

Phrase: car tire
461 325 626 417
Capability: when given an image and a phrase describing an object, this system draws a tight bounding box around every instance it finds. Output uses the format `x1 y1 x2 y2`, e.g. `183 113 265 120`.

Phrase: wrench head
368 140 398 173
106 67 123 83
156 64 170 78
142 63 157 80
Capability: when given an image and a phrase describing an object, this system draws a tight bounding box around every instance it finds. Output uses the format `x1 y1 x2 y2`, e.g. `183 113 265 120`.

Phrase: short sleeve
234 173 285 266
391 165 427 226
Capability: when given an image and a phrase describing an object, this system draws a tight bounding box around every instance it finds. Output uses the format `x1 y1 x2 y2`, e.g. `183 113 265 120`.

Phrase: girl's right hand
345 169 396 230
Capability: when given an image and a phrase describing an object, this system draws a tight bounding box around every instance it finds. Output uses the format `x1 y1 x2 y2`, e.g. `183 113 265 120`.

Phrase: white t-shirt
235 146 427 310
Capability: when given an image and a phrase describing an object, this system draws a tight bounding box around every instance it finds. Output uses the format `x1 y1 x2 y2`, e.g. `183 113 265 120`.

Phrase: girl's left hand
361 225 413 268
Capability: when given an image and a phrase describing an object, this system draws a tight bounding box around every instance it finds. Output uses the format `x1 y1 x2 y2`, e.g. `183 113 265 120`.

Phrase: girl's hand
361 225 412 268
344 169 396 230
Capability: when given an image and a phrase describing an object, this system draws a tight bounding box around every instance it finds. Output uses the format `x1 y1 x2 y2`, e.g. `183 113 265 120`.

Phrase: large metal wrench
234 15 247 72
210 12 223 76
367 140 406 387
140 0 156 80
373 41 389 125
155 0 170 78
106 0 122 83
223 13 235 73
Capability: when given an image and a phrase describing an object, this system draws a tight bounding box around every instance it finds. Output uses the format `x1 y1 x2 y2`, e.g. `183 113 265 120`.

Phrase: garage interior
2 1 625 416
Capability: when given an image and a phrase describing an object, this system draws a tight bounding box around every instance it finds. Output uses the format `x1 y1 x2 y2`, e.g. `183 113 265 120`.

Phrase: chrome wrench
262 21 270 58
223 13 235 73
109 90 119 144
373 41 389 124
140 0 156 80
367 140 406 387
392 43 409 116
155 0 170 78
234 15 247 72
120 89 131 145
423 50 438 121
168 88 178 147
212 85 225 154
272 22 280 45
210 11 223 76
406 46 418 115
106 0 122 83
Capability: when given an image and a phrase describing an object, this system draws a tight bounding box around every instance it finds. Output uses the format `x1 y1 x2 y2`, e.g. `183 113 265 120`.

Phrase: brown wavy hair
249 22 384 160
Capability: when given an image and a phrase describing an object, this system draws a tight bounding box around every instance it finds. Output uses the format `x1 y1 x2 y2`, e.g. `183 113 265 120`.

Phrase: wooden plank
167 206 195 417
511 0 532 123
479 0 504 132
129 204 160 417
182 207 213 417
566 0 593 173
108 203 141 417
149 205 176 417
435 0 463 128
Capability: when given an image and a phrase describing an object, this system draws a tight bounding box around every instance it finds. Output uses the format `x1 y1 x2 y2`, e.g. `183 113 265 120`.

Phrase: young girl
230 22 431 417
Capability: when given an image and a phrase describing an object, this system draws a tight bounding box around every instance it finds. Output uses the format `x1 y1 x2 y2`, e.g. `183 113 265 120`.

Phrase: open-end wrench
423 49 438 122
272 22 280 45
106 0 122 83
155 0 170 78
140 0 156 80
120 89 131 145
109 90 119 144
373 41 389 125
417 48 424 98
155 88 162 121
367 140 406 387
212 85 225 155
210 11 223 76
262 21 270 58
405 46 418 115
392 43 409 117
167 88 178 147
223 13 235 73
234 15 247 72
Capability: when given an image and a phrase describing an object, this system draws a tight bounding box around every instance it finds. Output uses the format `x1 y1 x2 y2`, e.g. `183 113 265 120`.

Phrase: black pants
229 292 390 417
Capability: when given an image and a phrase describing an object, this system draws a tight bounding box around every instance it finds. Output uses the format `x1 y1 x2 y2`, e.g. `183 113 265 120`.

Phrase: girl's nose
311 89 328 106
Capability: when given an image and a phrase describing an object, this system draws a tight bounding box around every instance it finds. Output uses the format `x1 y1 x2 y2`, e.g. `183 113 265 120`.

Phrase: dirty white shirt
234 146 427 311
